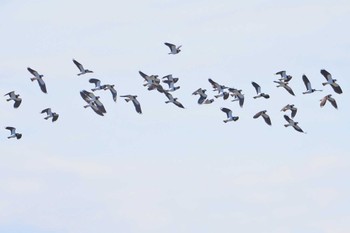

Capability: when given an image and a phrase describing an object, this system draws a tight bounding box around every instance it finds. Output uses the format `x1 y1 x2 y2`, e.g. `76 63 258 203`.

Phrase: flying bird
320 94 338 109
89 78 105 91
192 88 214 104
229 88 244 107
139 71 163 92
120 95 142 114
251 82 270 99
162 75 180 92
253 110 272 126
4 91 22 108
302 74 322 94
164 91 185 109
220 107 239 123
284 115 306 133
320 69 342 94
208 78 227 94
27 67 47 93
80 90 106 116
73 59 93 76
164 42 182 54
274 80 295 96
5 127 22 139
41 108 59 122
281 104 297 118
103 84 117 102
275 70 292 82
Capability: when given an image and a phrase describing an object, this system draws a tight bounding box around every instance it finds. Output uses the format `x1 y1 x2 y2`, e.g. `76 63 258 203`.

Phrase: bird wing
95 99 107 113
276 70 286 77
89 78 101 87
284 115 292 123
331 83 343 94
73 59 84 72
132 98 142 114
320 69 332 81
291 108 297 118
262 113 272 125
220 107 232 118
302 75 312 90
37 78 47 93
293 124 304 133
80 91 92 103
52 113 59 122
41 108 51 115
320 96 328 107
90 103 104 116
164 42 176 52
283 84 295 96
328 97 338 109
174 100 185 108
27 67 40 77
81 90 95 99
109 87 117 102
5 126 16 134
4 91 15 97
208 78 219 89
253 111 263 119
14 99 22 108
251 82 261 94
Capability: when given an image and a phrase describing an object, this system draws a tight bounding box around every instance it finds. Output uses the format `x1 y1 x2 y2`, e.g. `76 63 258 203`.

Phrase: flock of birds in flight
4 42 344 139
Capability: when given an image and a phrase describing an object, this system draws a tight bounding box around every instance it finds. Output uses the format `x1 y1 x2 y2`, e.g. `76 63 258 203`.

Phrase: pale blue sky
1 0 350 233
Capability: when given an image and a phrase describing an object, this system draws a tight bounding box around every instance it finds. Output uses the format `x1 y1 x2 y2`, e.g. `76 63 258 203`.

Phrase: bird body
164 91 185 108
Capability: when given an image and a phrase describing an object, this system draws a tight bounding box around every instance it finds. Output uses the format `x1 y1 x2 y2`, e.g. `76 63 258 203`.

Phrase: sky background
1 0 350 232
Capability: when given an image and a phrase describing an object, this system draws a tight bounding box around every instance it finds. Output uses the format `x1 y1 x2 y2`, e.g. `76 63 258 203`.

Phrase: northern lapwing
4 91 22 108
73 59 93 76
320 69 342 94
302 74 322 94
164 91 185 109
229 88 244 107
27 67 47 93
41 108 59 122
164 42 181 54
251 82 270 99
253 110 272 126
103 84 117 102
192 88 214 104
275 70 292 82
274 80 295 96
80 90 106 115
281 104 297 118
120 95 142 114
220 107 239 123
89 78 104 91
320 94 338 109
5 127 22 139
284 115 306 133
162 75 180 92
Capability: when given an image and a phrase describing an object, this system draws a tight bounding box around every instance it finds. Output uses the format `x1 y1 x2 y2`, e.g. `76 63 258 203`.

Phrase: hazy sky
1 0 350 233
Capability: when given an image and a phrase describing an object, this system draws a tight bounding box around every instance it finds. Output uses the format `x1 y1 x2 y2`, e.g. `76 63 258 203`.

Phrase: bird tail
30 78 36 82
165 101 170 104
44 116 50 120
125 99 130 102
223 120 228 123
284 124 289 127
322 82 327 86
